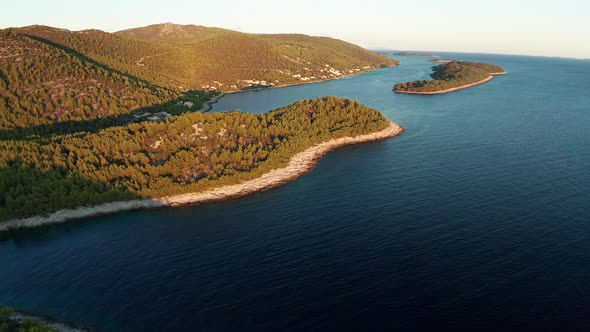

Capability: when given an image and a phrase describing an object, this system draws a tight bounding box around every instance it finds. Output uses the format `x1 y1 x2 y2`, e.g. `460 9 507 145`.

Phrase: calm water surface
1 53 589 331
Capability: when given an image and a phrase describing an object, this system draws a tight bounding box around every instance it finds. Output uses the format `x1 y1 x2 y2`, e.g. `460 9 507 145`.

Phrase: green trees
0 97 389 220
0 307 58 332
0 31 180 130
393 61 505 93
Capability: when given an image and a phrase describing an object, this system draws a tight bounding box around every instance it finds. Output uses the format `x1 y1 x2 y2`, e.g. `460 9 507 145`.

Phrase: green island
7 23 397 94
393 61 507 94
394 51 434 57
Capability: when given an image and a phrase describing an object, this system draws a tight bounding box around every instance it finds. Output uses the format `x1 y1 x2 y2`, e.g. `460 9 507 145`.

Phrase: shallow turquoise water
1 53 589 331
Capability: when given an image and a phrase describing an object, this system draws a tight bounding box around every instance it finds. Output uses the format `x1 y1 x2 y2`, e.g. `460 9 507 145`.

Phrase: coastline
394 71 507 95
201 65 397 112
8 310 92 332
0 121 404 231
197 93 224 113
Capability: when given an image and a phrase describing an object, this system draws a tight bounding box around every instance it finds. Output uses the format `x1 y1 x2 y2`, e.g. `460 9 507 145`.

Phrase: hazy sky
3 0 589 58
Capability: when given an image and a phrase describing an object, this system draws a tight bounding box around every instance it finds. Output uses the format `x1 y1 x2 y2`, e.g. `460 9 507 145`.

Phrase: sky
2 0 589 59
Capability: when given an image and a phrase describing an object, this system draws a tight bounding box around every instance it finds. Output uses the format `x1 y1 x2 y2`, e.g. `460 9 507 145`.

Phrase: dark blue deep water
1 53 589 331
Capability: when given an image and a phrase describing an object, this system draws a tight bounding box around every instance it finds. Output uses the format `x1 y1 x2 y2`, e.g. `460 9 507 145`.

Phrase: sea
1 52 589 331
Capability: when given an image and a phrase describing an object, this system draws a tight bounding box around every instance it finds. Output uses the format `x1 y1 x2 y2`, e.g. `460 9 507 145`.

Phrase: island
0 97 403 230
393 61 507 94
394 51 435 57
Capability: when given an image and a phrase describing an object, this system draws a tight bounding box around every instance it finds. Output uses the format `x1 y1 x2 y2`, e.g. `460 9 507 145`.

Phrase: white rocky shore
0 121 404 231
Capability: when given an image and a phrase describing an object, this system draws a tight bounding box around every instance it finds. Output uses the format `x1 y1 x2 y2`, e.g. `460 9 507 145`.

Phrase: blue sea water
1 53 589 331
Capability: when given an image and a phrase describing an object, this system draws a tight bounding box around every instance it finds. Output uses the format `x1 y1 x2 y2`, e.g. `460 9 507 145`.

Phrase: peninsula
393 61 507 94
0 25 397 130
0 97 403 230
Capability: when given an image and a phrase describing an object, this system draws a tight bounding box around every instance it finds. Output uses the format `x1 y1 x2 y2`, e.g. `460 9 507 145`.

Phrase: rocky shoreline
0 121 404 231
394 72 507 95
197 94 225 113
8 309 92 332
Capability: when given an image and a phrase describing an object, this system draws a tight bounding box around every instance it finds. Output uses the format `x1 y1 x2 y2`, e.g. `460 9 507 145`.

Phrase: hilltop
116 23 397 90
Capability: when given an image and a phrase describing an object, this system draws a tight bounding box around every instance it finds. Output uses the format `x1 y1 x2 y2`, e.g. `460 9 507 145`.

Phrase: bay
1 53 589 331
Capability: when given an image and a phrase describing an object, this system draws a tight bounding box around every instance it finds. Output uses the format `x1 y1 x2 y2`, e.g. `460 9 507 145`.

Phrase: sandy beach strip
0 121 404 231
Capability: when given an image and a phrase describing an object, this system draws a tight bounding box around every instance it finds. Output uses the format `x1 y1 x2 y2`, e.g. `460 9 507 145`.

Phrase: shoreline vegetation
0 121 403 231
393 61 507 94
394 51 434 57
1 306 90 332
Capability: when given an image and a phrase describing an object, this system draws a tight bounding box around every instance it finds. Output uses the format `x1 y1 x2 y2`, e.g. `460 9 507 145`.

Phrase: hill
14 23 398 91
117 23 398 90
393 61 506 94
1 23 397 130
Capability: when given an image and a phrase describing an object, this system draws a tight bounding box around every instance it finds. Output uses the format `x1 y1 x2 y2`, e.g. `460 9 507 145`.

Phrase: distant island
429 58 454 63
394 51 435 57
0 97 403 230
393 61 507 94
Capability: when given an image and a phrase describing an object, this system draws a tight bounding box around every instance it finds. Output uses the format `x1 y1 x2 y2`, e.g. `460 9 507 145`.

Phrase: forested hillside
14 25 180 88
393 61 506 93
0 31 185 129
0 97 391 220
13 23 397 91
0 23 396 130
0 23 399 221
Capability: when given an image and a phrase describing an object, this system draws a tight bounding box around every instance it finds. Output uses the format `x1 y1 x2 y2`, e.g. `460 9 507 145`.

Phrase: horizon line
2 22 588 61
